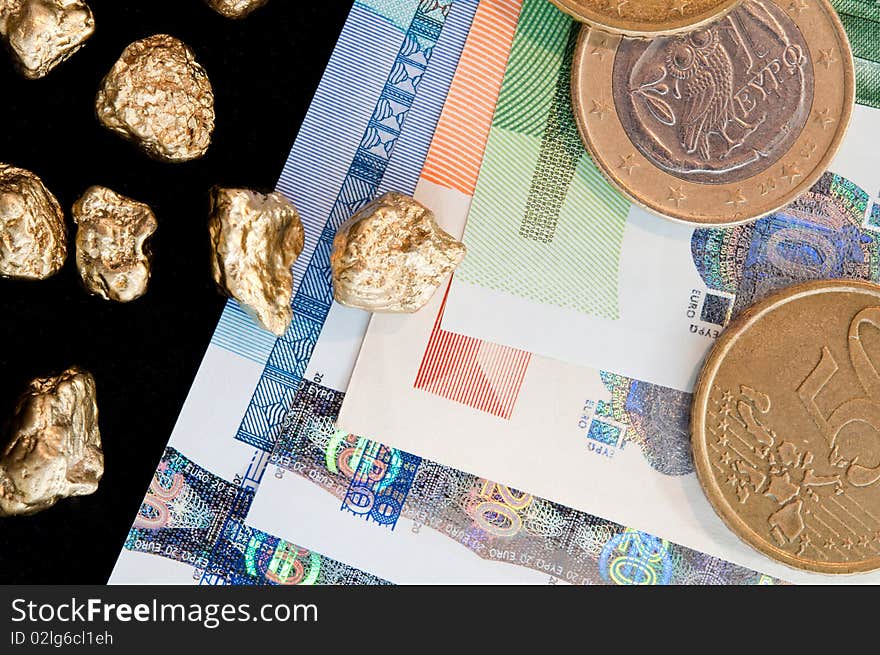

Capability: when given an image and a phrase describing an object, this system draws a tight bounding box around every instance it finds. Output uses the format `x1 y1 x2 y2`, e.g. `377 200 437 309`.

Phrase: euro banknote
111 0 479 584
246 0 778 586
251 385 778 584
441 0 880 393
337 0 880 583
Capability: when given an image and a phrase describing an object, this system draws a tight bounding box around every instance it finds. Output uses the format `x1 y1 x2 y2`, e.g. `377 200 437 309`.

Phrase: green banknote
454 0 880 320
832 0 880 108
454 0 629 319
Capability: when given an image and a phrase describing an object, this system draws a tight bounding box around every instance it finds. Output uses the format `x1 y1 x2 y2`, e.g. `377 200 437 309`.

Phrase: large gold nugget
205 0 269 19
572 0 854 225
96 35 215 163
0 367 103 517
331 192 466 313
209 187 304 336
0 0 95 79
73 186 157 303
0 163 66 280
692 280 880 575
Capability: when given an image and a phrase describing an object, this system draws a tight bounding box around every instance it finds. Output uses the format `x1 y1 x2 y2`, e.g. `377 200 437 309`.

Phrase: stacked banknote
111 0 879 585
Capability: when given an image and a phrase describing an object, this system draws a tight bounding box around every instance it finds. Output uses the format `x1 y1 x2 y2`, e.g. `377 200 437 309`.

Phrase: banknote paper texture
442 0 880 393
337 0 880 582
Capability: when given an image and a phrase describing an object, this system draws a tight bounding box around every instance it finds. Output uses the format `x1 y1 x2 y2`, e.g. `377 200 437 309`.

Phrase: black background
0 0 352 584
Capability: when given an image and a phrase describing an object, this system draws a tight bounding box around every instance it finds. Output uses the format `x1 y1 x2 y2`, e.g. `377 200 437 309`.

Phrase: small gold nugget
0 0 95 79
0 367 103 517
205 0 269 19
96 35 215 163
209 187 304 336
331 192 466 313
0 163 66 280
73 186 157 303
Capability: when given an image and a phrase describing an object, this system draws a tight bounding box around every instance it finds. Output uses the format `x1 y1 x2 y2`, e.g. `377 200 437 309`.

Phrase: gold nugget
73 186 157 303
331 192 466 313
0 367 103 517
0 163 66 280
205 0 269 19
0 0 95 79
209 187 304 336
96 35 215 163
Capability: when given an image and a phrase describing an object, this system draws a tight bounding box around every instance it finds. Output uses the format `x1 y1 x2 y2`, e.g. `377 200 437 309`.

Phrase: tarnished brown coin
550 0 740 36
572 0 854 225
692 280 880 574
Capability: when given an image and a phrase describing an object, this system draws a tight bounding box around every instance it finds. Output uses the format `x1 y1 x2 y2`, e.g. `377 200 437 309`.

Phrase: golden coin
571 0 854 225
550 0 741 36
692 280 880 574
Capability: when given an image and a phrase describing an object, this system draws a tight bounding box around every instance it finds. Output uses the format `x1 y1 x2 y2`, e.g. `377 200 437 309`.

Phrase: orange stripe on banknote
421 0 523 195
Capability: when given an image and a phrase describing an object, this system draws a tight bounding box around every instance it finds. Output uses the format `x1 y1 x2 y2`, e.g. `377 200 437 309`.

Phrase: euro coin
692 279 880 574
572 0 854 225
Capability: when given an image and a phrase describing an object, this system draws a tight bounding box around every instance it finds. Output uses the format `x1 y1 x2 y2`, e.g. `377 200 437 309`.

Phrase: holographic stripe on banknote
118 0 479 584
125 448 388 585
270 380 781 585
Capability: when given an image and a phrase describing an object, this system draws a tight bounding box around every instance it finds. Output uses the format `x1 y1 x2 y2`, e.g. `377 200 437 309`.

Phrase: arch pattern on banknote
692 172 877 318
613 0 813 184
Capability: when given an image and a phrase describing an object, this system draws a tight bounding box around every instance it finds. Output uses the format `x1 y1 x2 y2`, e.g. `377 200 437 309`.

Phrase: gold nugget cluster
0 367 103 517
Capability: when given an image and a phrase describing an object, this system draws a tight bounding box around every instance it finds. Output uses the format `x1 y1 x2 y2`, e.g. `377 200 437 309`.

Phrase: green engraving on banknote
832 0 880 109
456 0 630 319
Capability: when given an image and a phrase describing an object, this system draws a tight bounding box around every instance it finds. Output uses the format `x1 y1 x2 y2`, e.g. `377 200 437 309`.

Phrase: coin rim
691 279 880 575
570 0 856 227
549 0 742 37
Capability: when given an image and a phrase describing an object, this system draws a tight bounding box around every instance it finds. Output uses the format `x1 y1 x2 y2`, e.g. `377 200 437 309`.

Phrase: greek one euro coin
572 0 854 225
692 279 880 574
549 0 741 36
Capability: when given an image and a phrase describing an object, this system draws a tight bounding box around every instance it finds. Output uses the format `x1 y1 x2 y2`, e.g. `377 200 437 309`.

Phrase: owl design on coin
666 28 760 162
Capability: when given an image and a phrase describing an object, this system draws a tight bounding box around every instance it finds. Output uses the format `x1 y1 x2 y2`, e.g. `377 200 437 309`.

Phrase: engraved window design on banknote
613 0 813 184
692 172 878 320
517 23 582 244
